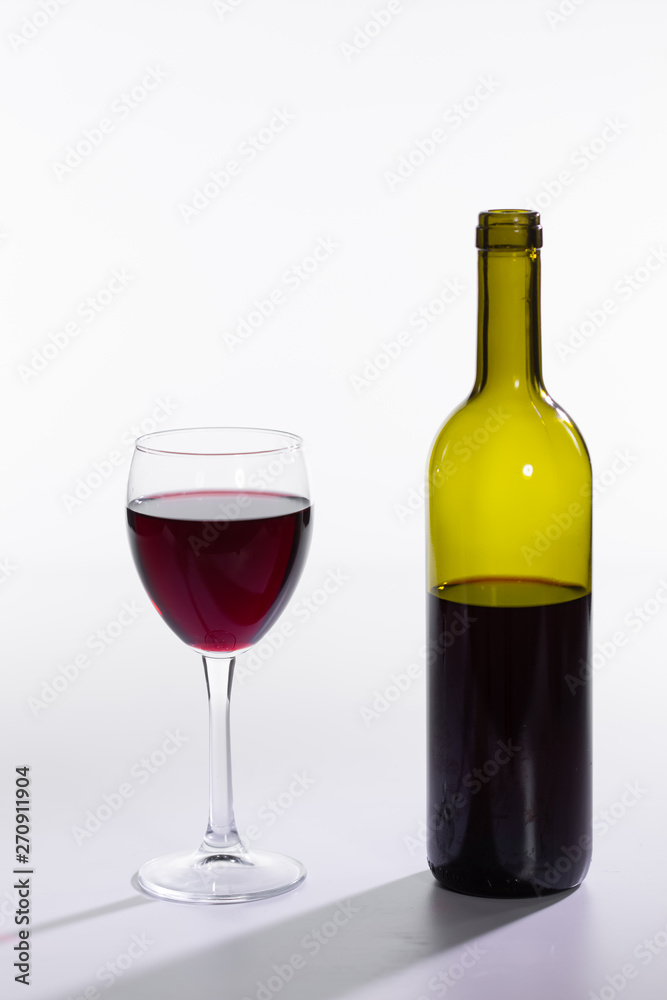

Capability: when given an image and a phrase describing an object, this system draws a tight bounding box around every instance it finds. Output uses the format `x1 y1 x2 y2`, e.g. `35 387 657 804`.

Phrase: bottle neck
473 248 543 396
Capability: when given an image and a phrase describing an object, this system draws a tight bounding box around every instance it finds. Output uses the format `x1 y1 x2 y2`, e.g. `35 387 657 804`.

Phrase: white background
2 0 667 998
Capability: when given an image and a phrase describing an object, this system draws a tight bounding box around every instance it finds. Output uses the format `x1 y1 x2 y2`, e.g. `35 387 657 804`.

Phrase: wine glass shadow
9 891 153 940
102 871 571 1000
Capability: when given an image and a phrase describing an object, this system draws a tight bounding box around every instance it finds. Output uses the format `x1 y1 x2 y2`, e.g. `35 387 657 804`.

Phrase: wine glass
126 427 312 903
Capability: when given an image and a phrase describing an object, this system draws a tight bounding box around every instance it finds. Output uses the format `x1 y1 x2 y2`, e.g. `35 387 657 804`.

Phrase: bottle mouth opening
476 209 543 250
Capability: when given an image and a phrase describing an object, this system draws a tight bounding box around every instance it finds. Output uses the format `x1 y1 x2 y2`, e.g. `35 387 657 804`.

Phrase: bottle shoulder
536 388 591 464
429 386 590 471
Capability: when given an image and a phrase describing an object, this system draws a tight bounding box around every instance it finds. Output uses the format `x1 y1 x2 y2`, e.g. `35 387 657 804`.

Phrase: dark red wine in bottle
427 588 591 896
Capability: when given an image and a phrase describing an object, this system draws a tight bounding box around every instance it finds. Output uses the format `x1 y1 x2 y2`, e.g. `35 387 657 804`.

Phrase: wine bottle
426 210 592 897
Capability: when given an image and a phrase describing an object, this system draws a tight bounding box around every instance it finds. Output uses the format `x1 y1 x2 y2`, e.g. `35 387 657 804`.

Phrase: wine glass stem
201 655 242 853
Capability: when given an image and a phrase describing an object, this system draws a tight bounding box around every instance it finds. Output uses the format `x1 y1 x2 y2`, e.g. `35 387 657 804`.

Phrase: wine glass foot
136 846 306 904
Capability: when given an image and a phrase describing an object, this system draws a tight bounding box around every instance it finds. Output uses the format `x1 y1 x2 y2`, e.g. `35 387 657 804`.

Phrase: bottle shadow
105 871 571 999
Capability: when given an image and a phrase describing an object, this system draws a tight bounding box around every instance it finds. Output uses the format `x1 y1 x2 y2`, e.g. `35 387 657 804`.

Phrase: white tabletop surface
3 552 667 1000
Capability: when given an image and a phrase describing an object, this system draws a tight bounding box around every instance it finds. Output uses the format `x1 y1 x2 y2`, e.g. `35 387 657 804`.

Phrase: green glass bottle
426 210 592 897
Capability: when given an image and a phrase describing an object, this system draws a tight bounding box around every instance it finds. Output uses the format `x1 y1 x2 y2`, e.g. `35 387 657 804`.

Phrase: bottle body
426 211 592 897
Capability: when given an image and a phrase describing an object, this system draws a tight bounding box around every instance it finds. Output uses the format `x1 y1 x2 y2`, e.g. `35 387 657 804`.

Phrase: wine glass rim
134 426 304 457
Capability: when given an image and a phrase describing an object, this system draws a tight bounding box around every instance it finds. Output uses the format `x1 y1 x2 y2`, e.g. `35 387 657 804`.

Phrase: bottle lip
476 209 543 249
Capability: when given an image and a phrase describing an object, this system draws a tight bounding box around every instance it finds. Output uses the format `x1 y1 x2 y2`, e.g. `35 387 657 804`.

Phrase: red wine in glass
127 491 311 654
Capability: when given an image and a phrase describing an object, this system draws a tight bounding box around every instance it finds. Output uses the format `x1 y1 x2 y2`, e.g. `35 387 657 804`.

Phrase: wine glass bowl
126 427 312 903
